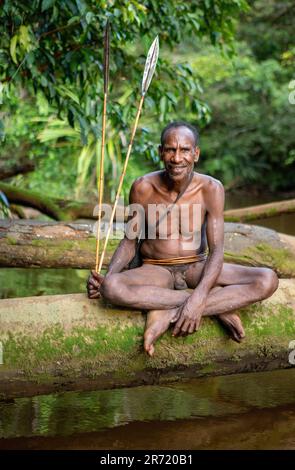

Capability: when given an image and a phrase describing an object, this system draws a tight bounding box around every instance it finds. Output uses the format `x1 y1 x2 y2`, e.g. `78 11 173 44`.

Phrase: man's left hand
172 298 205 337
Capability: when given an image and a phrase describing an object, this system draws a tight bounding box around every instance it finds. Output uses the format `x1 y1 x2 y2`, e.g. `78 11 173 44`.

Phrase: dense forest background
0 0 294 212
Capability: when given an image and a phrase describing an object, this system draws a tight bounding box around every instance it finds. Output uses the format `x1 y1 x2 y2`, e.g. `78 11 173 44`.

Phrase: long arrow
95 21 110 272
98 35 159 273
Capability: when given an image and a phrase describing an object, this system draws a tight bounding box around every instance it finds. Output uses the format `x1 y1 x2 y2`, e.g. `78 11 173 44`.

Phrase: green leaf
41 0 55 12
40 76 48 87
18 25 30 49
10 35 18 64
67 16 80 25
0 119 5 141
75 0 87 15
56 85 80 104
85 11 93 24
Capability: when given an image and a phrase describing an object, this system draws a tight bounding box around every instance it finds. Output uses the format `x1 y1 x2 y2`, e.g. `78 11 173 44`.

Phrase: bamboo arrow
95 21 110 272
98 35 159 273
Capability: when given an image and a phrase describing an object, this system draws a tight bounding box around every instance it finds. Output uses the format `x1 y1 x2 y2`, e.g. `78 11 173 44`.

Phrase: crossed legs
101 262 279 355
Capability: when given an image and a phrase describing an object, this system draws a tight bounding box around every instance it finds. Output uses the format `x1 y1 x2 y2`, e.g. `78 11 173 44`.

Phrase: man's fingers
195 317 202 331
180 320 191 336
89 291 101 299
188 322 195 334
88 277 100 288
88 287 97 294
172 317 185 336
91 270 104 282
88 286 100 296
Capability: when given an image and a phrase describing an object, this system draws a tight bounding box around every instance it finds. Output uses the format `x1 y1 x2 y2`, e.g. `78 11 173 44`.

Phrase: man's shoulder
129 171 163 202
196 174 224 212
132 171 163 189
196 173 224 194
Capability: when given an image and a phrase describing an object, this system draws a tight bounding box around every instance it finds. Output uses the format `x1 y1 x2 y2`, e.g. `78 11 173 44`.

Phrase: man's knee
255 268 279 300
101 274 126 303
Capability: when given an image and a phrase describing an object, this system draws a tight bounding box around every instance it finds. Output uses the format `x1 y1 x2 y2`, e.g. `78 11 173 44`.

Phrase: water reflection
0 268 89 299
1 368 295 449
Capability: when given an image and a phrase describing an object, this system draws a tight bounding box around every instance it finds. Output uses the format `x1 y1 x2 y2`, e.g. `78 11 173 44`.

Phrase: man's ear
194 147 200 163
158 145 163 160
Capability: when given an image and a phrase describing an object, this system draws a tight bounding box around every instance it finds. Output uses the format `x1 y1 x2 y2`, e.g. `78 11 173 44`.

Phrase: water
0 268 89 299
225 191 295 235
253 213 295 236
0 368 295 449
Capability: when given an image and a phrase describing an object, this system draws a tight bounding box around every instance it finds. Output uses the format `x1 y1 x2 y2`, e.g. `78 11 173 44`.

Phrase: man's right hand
87 270 105 299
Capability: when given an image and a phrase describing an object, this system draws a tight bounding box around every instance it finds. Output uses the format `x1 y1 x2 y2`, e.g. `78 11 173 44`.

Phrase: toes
147 344 154 356
144 336 154 356
144 331 154 353
222 320 242 343
238 327 246 339
232 331 242 343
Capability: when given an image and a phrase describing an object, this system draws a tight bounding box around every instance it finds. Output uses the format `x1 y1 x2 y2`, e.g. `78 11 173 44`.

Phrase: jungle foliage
0 0 294 206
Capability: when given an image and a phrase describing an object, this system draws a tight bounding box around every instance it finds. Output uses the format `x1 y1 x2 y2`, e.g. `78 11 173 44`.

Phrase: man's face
159 127 200 181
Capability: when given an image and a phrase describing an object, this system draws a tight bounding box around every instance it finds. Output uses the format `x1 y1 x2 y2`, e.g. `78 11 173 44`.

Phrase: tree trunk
0 159 35 180
0 182 97 220
224 199 295 222
2 182 295 223
0 220 120 269
0 220 295 276
0 279 294 399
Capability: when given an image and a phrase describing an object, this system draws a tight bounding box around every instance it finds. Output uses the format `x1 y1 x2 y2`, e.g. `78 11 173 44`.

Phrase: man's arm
173 180 224 335
87 236 137 298
87 179 142 298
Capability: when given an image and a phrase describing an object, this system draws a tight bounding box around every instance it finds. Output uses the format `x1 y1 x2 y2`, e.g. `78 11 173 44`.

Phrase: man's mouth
168 165 186 174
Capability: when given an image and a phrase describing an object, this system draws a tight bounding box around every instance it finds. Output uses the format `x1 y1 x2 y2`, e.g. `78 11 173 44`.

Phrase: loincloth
142 253 207 290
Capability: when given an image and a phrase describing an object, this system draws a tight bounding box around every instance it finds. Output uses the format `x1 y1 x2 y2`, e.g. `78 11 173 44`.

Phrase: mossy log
0 220 295 276
0 219 120 269
0 279 294 399
0 159 35 180
0 182 97 221
224 199 295 222
2 182 295 223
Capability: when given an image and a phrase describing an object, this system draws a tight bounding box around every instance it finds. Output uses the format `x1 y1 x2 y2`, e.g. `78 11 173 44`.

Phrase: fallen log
0 182 96 221
0 220 295 276
0 220 121 269
224 199 295 222
0 159 35 181
0 279 294 399
2 182 295 223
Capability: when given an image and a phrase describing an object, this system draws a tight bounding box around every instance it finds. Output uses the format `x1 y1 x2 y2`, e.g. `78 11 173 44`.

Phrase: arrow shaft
95 91 107 272
95 21 110 272
98 94 145 272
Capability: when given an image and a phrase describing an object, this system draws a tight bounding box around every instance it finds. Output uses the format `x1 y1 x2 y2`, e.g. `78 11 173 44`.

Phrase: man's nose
171 148 182 162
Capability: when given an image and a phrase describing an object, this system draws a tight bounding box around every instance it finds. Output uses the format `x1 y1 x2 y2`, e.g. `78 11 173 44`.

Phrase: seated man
87 121 278 356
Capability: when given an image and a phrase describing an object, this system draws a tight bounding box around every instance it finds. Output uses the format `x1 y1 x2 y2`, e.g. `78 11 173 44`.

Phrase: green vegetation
0 0 294 208
224 243 295 277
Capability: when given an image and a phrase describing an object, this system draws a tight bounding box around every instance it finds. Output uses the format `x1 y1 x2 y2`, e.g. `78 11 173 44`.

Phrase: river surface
0 368 295 449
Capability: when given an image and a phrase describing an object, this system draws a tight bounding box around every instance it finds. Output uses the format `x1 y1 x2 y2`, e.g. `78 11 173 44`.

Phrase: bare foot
218 312 246 343
144 308 177 356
